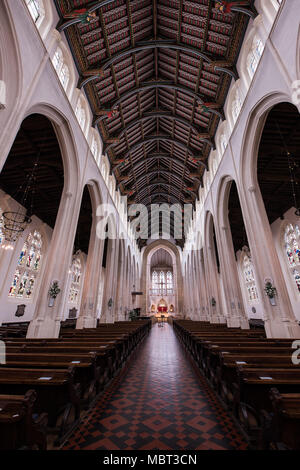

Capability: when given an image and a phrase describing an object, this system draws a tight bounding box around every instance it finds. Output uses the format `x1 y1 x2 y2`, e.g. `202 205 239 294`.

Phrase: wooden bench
0 390 47 450
0 366 81 445
260 387 300 450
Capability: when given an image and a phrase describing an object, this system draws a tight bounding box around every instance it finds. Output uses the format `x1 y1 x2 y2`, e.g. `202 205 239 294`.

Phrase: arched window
247 36 264 79
220 134 228 153
60 64 70 90
52 48 63 73
52 49 69 91
26 0 44 24
68 256 82 305
232 90 242 123
284 223 300 293
167 271 173 292
91 137 98 159
152 270 159 294
0 209 4 246
9 231 42 299
159 271 166 290
242 251 259 302
76 99 86 131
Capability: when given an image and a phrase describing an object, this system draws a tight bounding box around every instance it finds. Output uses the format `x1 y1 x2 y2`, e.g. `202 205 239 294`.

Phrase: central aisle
63 323 247 450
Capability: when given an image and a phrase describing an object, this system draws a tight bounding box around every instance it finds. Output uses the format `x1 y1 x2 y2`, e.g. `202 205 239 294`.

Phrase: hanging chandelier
1 151 39 247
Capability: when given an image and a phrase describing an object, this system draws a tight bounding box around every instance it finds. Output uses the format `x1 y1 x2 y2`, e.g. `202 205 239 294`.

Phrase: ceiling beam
111 136 207 170
117 153 199 176
96 82 222 119
100 112 215 151
120 169 196 189
79 41 237 87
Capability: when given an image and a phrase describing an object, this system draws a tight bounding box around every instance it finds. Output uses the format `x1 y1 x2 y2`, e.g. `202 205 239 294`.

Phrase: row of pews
0 320 151 450
173 320 300 450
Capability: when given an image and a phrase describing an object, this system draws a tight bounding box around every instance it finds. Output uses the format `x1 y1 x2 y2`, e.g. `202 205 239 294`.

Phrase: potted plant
211 297 216 307
48 281 61 307
264 281 277 306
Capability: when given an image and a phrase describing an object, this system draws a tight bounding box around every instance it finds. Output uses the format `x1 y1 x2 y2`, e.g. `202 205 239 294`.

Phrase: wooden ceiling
55 0 255 247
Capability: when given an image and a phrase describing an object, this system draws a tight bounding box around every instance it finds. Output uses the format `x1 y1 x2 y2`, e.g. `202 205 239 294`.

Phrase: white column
218 225 249 329
76 213 105 329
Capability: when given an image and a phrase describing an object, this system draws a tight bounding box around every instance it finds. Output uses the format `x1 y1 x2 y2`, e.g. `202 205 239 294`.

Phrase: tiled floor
62 323 247 450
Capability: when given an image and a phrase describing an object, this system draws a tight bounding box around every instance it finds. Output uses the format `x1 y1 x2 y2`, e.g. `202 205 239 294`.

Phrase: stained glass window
9 231 42 299
242 252 259 302
167 271 173 290
68 256 82 305
284 223 300 294
152 271 159 294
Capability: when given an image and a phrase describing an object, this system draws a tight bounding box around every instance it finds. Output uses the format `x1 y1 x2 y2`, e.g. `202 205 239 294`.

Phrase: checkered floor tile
62 323 247 450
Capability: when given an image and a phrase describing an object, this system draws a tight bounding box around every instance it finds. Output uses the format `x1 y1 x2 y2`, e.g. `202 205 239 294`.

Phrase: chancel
0 0 300 453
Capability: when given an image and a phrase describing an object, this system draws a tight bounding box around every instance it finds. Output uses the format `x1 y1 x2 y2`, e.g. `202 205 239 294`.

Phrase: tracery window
232 89 242 123
167 271 173 291
0 209 4 246
60 64 70 90
68 256 82 305
52 48 70 91
91 138 98 159
242 252 259 302
220 134 228 153
26 0 44 23
284 223 300 294
152 271 159 292
76 100 86 131
52 48 63 73
247 36 264 78
9 231 42 299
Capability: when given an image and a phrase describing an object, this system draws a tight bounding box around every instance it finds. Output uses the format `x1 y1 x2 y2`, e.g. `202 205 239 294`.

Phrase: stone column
238 183 300 338
76 206 105 329
203 241 226 324
197 249 209 321
27 189 82 338
218 225 249 329
99 236 119 323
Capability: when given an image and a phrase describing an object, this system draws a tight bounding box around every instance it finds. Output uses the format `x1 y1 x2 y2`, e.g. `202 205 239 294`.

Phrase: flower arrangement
48 281 61 299
264 281 277 299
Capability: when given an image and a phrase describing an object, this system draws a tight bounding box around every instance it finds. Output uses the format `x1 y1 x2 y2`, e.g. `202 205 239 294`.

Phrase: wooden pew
260 387 300 450
1 352 101 403
0 390 47 450
0 366 81 445
233 367 300 442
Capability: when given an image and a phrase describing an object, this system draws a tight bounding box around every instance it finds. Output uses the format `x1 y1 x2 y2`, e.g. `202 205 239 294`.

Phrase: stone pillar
76 209 104 329
203 241 226 324
197 249 209 321
27 189 82 338
218 225 249 329
99 236 119 323
239 184 300 338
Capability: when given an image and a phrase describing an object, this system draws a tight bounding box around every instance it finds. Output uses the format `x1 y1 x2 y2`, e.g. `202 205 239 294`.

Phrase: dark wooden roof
55 0 255 247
